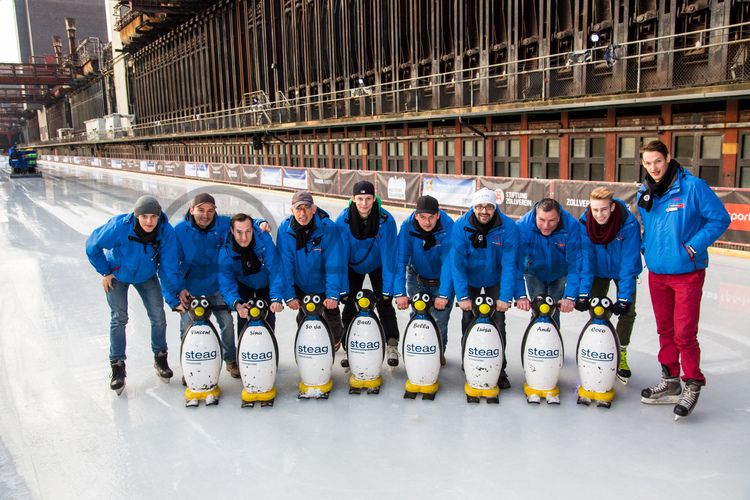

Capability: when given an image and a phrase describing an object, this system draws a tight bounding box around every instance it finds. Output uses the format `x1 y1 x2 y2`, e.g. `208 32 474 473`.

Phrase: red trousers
648 270 706 384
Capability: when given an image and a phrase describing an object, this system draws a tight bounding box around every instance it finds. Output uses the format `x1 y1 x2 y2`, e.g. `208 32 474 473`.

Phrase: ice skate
546 394 560 405
674 380 702 421
185 398 199 407
366 386 380 395
497 370 511 390
349 386 362 395
617 348 631 385
526 393 541 404
110 360 126 396
340 355 349 369
386 338 399 367
241 400 256 408
577 395 591 406
260 399 275 407
225 361 240 379
641 366 682 405
467 395 480 404
154 351 173 383
403 391 417 399
205 393 220 406
597 400 612 409
486 396 500 404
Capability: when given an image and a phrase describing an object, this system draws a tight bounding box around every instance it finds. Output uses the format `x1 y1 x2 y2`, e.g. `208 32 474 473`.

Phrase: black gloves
612 300 631 316
574 296 590 312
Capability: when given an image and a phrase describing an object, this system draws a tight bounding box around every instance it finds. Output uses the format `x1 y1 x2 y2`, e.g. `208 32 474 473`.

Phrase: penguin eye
312 296 321 304
190 299 199 308
590 298 600 307
601 298 611 308
356 291 364 299
545 297 554 306
255 300 266 309
486 297 494 306
200 299 209 308
421 294 430 302
475 297 483 305
303 296 311 304
412 293 420 302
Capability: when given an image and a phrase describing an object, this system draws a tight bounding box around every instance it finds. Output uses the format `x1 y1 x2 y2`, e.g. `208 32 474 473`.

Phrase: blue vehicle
8 146 42 178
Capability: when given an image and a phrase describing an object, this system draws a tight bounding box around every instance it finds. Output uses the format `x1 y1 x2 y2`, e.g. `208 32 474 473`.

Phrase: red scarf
586 203 625 245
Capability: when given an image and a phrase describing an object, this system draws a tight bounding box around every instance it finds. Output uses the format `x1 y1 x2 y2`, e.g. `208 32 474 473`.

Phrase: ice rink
1 161 749 500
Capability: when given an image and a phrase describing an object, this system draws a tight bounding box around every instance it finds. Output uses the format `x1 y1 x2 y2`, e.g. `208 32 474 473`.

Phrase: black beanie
353 180 375 196
415 195 439 215
134 195 162 216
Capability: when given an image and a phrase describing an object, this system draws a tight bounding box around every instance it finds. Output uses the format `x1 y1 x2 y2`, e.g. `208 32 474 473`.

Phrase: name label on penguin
297 345 330 355
184 350 218 361
475 325 495 334
468 347 500 358
591 326 609 334
579 348 615 361
350 340 380 351
527 347 560 359
412 323 432 330
190 327 212 335
405 343 437 355
241 351 273 362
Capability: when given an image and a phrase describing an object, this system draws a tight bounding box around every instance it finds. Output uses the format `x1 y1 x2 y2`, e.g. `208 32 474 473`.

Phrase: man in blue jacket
515 198 582 327
86 195 180 394
218 213 284 340
637 140 730 420
394 195 454 363
452 188 519 388
337 181 400 365
163 193 239 377
577 187 642 384
277 191 344 341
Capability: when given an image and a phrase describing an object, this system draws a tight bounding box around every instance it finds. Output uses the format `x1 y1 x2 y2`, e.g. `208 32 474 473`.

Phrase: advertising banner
185 162 210 178
239 165 260 185
478 177 552 219
421 176 476 208
111 159 123 169
551 180 638 219
261 166 283 187
210 163 226 182
283 168 309 189
376 172 421 205
716 189 750 245
309 168 339 195
140 160 157 173
339 171 377 198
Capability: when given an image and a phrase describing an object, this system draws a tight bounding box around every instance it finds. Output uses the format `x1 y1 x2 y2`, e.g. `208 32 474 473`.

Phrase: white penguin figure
462 294 504 404
294 294 335 399
237 298 279 407
521 295 564 404
181 296 223 407
576 296 620 408
402 293 443 400
344 289 386 394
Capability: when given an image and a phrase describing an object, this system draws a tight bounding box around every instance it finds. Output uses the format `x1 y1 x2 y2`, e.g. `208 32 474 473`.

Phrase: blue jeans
106 275 167 361
179 291 236 362
524 274 566 326
405 268 452 347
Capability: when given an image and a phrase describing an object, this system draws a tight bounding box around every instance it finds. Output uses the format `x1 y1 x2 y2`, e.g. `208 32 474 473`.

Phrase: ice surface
1 162 749 499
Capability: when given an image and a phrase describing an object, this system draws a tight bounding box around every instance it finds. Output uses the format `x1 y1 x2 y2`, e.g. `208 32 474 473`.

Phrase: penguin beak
250 307 260 318
539 304 550 315
478 303 491 315
358 297 370 309
594 306 605 317
305 302 316 312
194 306 205 317
414 300 426 311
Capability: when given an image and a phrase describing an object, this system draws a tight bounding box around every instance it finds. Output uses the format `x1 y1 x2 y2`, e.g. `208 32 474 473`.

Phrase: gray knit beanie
134 195 162 216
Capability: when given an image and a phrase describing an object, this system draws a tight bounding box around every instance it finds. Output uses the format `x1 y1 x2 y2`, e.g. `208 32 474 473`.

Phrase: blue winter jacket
451 208 519 303
276 209 343 301
336 203 398 296
394 210 454 299
515 204 582 300
86 212 180 297
637 166 730 275
217 228 284 308
162 213 231 308
578 199 642 302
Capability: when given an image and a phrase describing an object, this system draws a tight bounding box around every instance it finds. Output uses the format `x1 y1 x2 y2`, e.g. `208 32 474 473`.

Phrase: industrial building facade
32 0 750 188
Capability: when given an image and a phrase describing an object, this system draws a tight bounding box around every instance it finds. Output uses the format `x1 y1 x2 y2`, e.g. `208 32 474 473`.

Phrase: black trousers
342 266 399 343
460 284 507 371
293 285 344 342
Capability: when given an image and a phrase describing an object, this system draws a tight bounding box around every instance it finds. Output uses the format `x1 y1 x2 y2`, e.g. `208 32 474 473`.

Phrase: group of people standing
86 140 730 418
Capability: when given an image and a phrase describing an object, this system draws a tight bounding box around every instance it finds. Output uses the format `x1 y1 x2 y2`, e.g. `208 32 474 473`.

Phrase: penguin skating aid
576 297 620 408
344 290 386 395
402 293 443 400
180 297 223 407
521 296 564 404
461 295 504 404
294 294 335 399
237 299 279 407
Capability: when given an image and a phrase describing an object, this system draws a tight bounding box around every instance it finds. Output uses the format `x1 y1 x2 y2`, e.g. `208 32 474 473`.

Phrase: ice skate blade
157 375 171 384
577 397 591 406
241 401 256 408
526 395 541 404
403 391 417 399
597 401 611 409
185 399 199 407
366 387 380 395
641 395 681 405
260 399 274 407
349 387 362 395
617 374 630 385
467 395 480 404
205 395 219 406
113 385 125 396
546 397 561 405
486 397 500 404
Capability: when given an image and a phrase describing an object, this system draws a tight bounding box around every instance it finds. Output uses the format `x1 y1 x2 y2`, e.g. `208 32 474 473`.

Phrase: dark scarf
638 159 679 212
466 212 501 249
189 213 216 232
291 215 316 250
586 202 625 245
348 204 380 240
232 235 261 276
134 220 158 244
409 217 442 251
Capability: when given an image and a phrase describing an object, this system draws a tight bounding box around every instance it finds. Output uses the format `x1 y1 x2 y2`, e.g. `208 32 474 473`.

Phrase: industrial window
462 139 484 176
317 143 329 169
740 133 750 188
332 143 346 169
387 142 405 172
303 143 314 168
529 138 560 179
348 142 362 170
290 144 301 167
492 138 520 177
410 141 428 173
673 134 722 186
366 142 382 171
617 135 658 182
570 137 605 181
434 140 455 175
